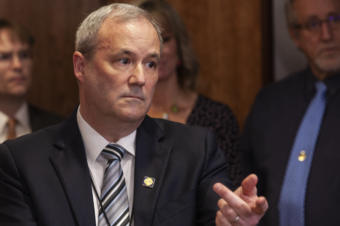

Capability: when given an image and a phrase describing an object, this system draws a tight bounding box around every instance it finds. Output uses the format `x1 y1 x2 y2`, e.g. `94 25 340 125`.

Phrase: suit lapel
49 113 96 226
133 117 172 226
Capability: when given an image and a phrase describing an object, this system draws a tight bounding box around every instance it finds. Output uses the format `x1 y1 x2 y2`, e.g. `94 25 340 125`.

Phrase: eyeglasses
293 14 340 34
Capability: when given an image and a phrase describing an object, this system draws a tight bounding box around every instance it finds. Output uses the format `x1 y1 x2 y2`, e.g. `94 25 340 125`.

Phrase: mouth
122 95 145 101
9 76 27 84
318 46 340 57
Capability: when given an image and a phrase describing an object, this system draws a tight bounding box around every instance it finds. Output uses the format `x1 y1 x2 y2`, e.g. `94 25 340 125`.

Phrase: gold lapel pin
142 176 156 188
298 150 307 162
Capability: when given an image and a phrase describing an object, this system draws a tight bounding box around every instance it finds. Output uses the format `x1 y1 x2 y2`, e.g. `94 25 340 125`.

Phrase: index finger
213 183 250 213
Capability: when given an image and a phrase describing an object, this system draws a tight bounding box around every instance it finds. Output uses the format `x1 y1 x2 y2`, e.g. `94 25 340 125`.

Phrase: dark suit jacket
28 104 63 131
241 68 340 226
0 112 231 226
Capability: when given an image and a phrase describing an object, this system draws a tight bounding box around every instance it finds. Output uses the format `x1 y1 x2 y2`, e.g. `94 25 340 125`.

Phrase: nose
11 54 23 70
320 22 333 41
129 63 146 86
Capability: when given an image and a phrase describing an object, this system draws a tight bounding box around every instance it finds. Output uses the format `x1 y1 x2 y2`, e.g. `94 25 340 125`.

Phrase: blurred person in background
134 0 242 186
241 0 340 225
0 19 62 143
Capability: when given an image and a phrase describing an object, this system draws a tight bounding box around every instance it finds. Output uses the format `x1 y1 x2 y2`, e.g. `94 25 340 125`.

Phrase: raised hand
213 174 268 226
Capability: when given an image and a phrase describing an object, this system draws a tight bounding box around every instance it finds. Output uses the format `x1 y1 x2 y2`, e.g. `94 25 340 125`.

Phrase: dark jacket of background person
241 68 340 226
28 104 63 131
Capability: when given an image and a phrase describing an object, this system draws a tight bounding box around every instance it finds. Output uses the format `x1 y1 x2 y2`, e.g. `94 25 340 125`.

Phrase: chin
118 109 147 122
9 90 28 98
315 58 340 74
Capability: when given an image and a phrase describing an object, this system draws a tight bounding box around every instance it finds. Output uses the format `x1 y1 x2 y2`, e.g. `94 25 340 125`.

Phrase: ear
73 51 86 82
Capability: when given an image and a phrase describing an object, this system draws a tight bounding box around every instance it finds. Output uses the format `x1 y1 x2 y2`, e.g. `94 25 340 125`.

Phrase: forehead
294 0 340 20
0 29 28 51
96 17 161 55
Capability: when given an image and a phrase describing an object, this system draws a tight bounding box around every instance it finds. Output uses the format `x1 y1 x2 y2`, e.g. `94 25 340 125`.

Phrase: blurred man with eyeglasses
0 19 62 143
240 0 340 225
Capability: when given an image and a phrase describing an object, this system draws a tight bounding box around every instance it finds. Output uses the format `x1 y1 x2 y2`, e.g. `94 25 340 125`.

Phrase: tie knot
315 81 327 94
7 117 17 126
6 117 17 140
101 143 126 162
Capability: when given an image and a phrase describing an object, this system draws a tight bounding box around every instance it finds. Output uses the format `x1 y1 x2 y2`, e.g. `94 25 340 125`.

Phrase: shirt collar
304 67 340 98
76 107 136 165
323 71 340 96
0 102 30 131
15 102 30 128
0 111 8 134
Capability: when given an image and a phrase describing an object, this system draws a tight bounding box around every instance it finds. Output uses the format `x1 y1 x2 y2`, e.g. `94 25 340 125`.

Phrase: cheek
145 74 158 93
23 63 33 75
90 64 117 88
168 48 178 61
0 69 10 88
0 76 5 90
161 45 172 57
162 40 178 57
296 35 319 56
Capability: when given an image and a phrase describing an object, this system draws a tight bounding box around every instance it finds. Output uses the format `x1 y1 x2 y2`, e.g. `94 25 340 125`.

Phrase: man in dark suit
241 0 340 225
0 3 267 226
0 18 62 143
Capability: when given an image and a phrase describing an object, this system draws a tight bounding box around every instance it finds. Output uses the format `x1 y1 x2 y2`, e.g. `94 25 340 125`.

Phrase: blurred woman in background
134 0 242 185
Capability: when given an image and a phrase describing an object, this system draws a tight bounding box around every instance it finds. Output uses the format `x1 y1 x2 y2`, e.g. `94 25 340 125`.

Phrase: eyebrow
112 49 160 60
148 53 160 61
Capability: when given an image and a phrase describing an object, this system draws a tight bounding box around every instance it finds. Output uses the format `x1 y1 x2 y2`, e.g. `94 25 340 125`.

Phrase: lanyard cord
88 169 134 226
89 175 111 226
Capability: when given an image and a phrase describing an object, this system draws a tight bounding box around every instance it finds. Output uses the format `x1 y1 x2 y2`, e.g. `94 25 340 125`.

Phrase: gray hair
284 0 298 28
75 3 162 57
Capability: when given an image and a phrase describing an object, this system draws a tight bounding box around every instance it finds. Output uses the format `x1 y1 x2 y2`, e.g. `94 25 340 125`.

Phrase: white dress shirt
0 103 31 143
76 108 135 226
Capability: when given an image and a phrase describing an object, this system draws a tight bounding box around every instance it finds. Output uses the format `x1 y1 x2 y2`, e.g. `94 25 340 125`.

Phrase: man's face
75 17 160 124
0 29 32 98
290 0 340 78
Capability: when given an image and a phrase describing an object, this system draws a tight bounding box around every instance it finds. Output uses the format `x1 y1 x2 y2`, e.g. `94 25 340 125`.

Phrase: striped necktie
99 143 130 226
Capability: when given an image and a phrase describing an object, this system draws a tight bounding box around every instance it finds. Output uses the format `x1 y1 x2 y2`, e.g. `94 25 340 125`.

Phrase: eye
146 61 157 69
162 35 173 43
331 15 340 23
305 20 321 30
0 52 12 61
18 50 31 60
119 58 131 65
163 36 171 43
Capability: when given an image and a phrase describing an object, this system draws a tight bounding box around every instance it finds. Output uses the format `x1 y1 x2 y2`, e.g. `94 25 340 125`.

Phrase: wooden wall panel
0 0 102 116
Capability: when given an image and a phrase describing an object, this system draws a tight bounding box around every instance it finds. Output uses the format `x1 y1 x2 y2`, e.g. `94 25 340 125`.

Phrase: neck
79 106 142 142
148 73 197 123
0 95 25 117
310 64 337 81
151 73 182 111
